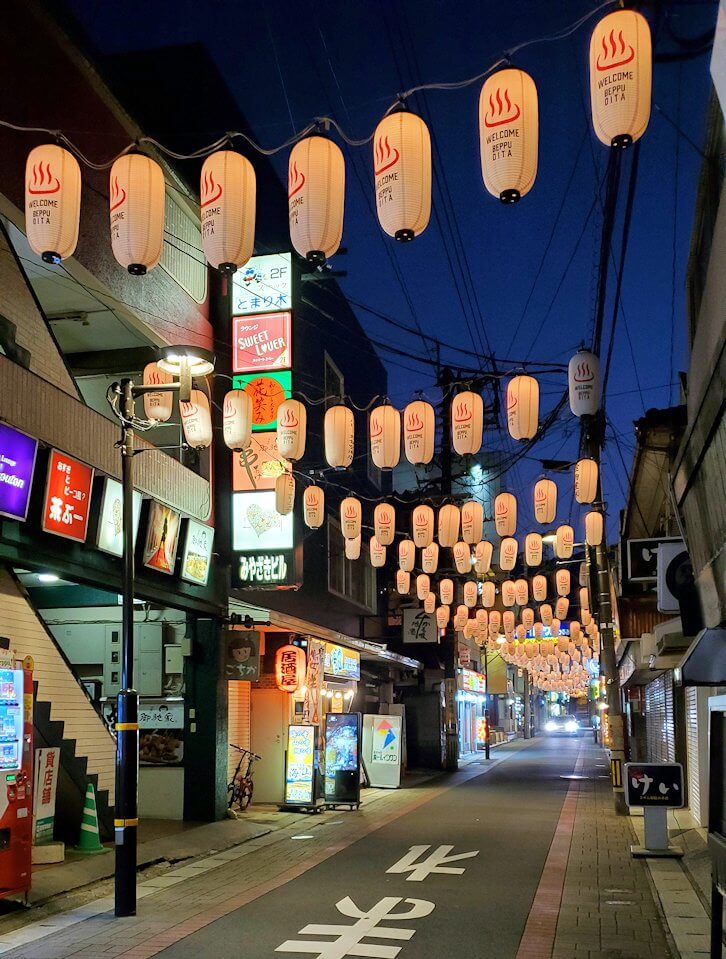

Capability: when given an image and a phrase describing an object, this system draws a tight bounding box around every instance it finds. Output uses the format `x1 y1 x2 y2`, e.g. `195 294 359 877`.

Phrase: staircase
0 569 115 842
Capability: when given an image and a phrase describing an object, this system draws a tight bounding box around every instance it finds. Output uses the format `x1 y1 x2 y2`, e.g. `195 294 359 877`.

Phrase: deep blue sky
63 0 717 537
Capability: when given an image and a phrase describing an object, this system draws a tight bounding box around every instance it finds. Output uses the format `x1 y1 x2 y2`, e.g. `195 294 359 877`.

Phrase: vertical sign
32 747 60 844
285 724 316 805
42 450 94 542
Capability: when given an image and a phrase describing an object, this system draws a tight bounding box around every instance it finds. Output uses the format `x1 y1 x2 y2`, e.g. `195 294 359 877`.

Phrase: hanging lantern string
0 1 618 169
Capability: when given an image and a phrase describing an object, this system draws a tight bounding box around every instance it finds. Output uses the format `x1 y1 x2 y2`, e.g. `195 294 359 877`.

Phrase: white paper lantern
533 479 557 525
403 400 435 465
399 539 416 573
516 625 527 642
370 537 386 568
439 578 454 606
436 605 450 630
502 580 516 607
373 110 431 241
304 486 325 529
464 620 478 641
416 574 430 600
555 597 569 620
454 604 468 628
438 504 460 548
555 525 575 560
551 618 560 637
506 375 539 440
453 541 471 575
555 569 571 597
585 510 604 547
412 505 434 549
374 503 396 547
494 492 517 537
489 610 502 633
396 570 410 595
370 404 401 470
464 581 478 608
109 153 165 274
479 69 538 202
521 608 535 630
142 362 174 423
590 9 652 148
25 144 81 263
275 473 295 516
421 542 439 574
501 610 514 634
451 391 484 456
288 135 344 264
570 621 581 642
475 540 493 575
461 500 484 545
515 579 529 606
424 592 436 614
541 604 553 627
500 537 518 571
481 581 496 608
345 535 362 560
525 532 543 567
341 497 362 540
324 405 355 469
580 587 591 612
532 574 547 602
568 351 601 417
223 389 253 451
180 390 213 448
200 150 255 273
574 458 599 505
277 399 307 461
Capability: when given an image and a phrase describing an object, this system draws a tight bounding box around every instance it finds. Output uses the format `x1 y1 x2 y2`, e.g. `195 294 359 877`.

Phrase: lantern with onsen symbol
398 539 415 573
506 375 539 440
495 492 517 537
540 604 553 626
515 579 529 606
532 574 547 602
500 537 518 571
439 578 454 606
453 541 471 575
525 532 543 567
288 135 345 265
275 644 306 693
200 150 255 274
438 504 460 548
276 399 307 461
403 400 435 465
275 473 295 516
421 542 439 574
373 110 431 241
475 540 493 574
396 570 410 595
180 391 213 448
374 503 396 547
436 606 450 630
345 535 361 560
304 486 325 529
369 404 401 470
416 574 430 600
555 524 574 560
412 505 434 548
476 609 488 629
370 537 386 568
143 363 174 423
579 587 590 612
503 610 516 634
464 581 478 608
481 581 496 608
555 569 571 597
223 389 253 451
502 580 516 607
574 458 598 505
533 479 557 525
424 592 436 614
451 391 484 455
479 69 538 203
25 144 81 264
568 350 601 417
341 497 362 539
585 511 604 547
555 597 569 620
109 152 165 275
461 500 484 544
324 405 355 469
489 610 502 633
521 607 535 630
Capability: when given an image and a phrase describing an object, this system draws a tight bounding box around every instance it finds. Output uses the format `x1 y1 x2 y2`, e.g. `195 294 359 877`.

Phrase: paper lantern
464 581 478 608
341 497 362 540
525 533 543 567
439 578 454 606
500 537 517 572
555 569 571 597
451 391 483 455
489 610 502 633
503 610 516 634
412 505 434 548
142 362 174 423
475 540 493 574
399 539 416 573
551 618 560 637
374 503 396 547
109 153 165 274
463 620 477 641
533 479 557 525
506 375 539 440
461 501 484 545
579 587 590 612
25 144 81 263
453 541 471 575
454 605 469 629
514 579 529 606
373 110 431 241
416 574 430 600
345 534 361 560
436 605 450 629
476 609 488 629
481 581 496 608
590 9 652 148
396 570 410 595
555 597 569 620
288 135 344 264
275 645 306 693
579 562 588 587
421 542 439 574
479 69 538 202
585 510 604 547
541 604 553 626
275 473 295 516
223 389 252 451
370 537 386 568
570 621 581 642
324 405 355 469
304 486 325 529
521 608 535 630
403 400 435 465
424 592 436 614
532 574 547 602
494 493 517 537
180 390 212 448
438 504 460 548
370 404 401 469
574 458 598 505
277 400 307 461
200 150 255 273
582 608 592 627
555 525 574 560
502 581 516 607
568 350 601 417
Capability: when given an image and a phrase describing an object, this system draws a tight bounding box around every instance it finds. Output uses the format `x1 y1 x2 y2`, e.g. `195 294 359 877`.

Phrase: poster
284 724 316 805
96 478 143 557
224 629 261 681
0 424 38 522
231 372 292 432
362 715 402 788
232 490 294 551
232 433 290 492
42 449 94 543
142 502 181 575
324 712 360 802
32 747 60 844
181 520 214 585
233 312 292 373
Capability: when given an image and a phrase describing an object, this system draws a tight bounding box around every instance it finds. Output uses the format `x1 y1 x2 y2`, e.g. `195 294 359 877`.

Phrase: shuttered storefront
228 680 251 781
685 685 701 822
645 673 676 763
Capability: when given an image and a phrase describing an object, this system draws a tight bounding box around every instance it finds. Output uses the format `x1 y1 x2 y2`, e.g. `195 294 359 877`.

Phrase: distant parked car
544 717 579 736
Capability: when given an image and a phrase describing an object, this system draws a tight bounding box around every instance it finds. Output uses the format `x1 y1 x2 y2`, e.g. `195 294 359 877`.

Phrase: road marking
386 845 479 882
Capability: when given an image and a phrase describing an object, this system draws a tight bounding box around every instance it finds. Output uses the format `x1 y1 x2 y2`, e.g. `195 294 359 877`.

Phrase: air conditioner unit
657 541 687 613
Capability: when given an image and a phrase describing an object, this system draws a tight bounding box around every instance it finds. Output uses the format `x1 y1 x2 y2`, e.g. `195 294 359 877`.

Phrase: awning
678 627 726 685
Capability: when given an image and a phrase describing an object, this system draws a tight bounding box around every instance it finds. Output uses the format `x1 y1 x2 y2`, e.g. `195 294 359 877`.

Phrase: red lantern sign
275 644 306 693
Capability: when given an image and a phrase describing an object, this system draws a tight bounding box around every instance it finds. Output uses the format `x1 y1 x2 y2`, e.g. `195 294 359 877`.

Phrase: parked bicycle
227 743 261 814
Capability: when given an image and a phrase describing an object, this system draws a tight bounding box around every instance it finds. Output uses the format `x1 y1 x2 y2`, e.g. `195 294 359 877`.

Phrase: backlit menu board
0 424 37 522
96 478 142 557
42 450 94 543
180 520 214 586
142 502 181 575
284 724 316 805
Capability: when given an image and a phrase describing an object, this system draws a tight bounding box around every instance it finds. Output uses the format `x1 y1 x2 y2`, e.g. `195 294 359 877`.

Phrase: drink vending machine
0 662 33 900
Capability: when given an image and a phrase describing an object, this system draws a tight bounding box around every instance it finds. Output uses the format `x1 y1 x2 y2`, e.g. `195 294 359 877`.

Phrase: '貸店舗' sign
0 424 38 522
233 313 291 373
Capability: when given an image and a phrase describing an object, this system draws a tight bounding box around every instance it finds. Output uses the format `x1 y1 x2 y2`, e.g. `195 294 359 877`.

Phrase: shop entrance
250 688 288 804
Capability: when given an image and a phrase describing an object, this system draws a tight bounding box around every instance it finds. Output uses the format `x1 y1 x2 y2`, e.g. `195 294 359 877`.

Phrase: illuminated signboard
232 550 296 589
324 713 361 803
0 424 38 522
285 724 316 805
233 433 290 492
180 520 214 586
96 478 142 557
324 643 361 681
142 502 181 576
231 252 291 315
233 490 293 551
460 669 487 694
525 623 571 639
42 450 94 543
231 372 292 432
233 312 292 373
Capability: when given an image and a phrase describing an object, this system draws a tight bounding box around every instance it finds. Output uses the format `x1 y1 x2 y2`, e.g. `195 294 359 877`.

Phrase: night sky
60 0 718 538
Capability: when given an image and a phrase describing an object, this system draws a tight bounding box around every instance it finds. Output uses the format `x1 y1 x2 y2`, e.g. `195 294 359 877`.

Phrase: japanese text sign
624 763 684 808
233 312 292 373
231 372 293 432
42 449 94 542
231 252 291 315
0 424 38 522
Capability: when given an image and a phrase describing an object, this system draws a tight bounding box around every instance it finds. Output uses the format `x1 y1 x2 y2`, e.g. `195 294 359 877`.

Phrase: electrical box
164 645 183 674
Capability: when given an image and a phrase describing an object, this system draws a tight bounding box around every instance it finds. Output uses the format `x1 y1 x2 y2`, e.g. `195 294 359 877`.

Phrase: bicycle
227 743 261 814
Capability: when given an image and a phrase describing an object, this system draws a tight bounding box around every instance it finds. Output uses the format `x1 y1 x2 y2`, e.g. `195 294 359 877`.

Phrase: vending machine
0 664 33 900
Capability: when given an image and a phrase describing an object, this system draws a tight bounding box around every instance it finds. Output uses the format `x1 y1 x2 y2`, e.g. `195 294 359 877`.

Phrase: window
324 353 344 408
328 520 377 612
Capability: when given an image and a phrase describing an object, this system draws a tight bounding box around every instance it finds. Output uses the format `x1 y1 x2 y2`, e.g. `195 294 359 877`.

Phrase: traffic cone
74 783 109 855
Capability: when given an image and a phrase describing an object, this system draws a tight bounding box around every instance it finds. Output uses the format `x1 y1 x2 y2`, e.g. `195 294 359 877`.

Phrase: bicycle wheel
237 779 254 811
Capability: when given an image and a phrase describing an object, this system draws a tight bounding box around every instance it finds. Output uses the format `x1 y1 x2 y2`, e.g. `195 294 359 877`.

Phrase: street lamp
107 346 214 918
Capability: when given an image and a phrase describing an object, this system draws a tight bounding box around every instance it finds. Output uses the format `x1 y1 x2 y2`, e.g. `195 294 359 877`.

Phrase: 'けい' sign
624 763 684 808
0 424 38 522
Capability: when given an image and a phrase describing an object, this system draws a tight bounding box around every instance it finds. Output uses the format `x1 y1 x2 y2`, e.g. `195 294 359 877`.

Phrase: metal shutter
645 673 676 763
228 680 251 780
685 685 700 822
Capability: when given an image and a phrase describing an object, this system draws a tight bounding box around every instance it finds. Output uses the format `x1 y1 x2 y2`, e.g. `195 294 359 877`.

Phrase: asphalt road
158 735 583 959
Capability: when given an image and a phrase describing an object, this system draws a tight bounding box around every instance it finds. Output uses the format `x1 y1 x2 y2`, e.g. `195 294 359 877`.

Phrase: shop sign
32 747 59 844
233 490 293 551
460 669 487 694
224 629 261 681
232 549 297 588
402 609 438 644
42 449 94 543
0 424 38 522
142 502 181 575
324 642 360 681
233 312 292 373
624 763 684 808
276 644 306 693
626 537 683 583
233 433 290 492
180 520 214 585
324 712 360 803
96 478 142 557
476 717 488 744
231 372 293 432
231 252 291 316
138 699 184 728
526 623 571 639
458 644 471 667
285 724 316 805
303 639 325 726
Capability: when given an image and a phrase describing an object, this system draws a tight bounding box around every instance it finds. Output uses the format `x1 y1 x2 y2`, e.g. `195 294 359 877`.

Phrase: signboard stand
324 713 361 810
280 724 323 814
624 762 684 858
631 806 683 859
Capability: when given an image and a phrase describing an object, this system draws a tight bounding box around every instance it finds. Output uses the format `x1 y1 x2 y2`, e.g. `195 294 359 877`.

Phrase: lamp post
107 346 214 918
